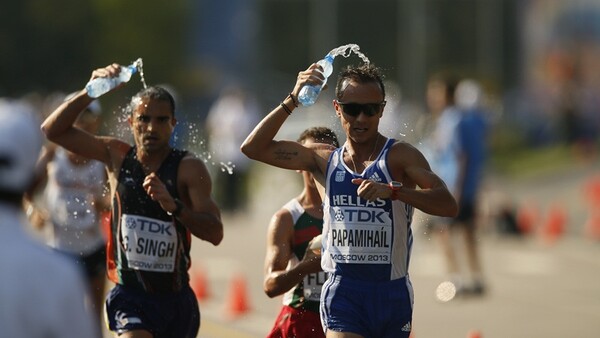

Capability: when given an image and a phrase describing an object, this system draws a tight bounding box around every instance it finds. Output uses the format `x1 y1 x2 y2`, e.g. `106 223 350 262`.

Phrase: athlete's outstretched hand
352 178 393 201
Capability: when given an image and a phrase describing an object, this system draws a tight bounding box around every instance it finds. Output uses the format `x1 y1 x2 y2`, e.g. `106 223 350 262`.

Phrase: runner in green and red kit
265 127 339 338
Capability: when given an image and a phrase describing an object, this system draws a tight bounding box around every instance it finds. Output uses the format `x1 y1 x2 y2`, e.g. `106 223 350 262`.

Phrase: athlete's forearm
177 209 223 246
41 90 92 140
264 258 320 298
395 186 458 217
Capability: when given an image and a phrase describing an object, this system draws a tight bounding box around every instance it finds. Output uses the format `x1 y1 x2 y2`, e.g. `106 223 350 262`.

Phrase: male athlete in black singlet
42 63 223 338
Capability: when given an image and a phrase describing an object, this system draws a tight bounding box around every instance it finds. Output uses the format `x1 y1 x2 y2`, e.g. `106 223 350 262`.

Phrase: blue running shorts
320 274 414 338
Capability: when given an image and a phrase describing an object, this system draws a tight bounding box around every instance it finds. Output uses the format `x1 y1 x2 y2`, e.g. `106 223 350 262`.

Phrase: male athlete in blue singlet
242 63 458 338
42 63 223 338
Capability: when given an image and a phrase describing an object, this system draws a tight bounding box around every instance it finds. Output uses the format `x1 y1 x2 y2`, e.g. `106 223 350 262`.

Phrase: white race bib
303 271 327 301
120 214 178 272
328 206 392 264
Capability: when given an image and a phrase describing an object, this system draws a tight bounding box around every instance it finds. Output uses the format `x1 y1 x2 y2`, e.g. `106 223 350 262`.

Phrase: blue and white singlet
321 138 414 282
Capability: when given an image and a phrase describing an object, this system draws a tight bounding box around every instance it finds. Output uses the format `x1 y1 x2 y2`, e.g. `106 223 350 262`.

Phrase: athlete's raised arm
241 63 330 175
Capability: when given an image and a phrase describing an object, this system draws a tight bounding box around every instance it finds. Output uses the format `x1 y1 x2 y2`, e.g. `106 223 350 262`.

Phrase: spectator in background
205 84 260 212
452 79 489 295
419 73 464 297
0 99 97 337
420 75 489 297
420 73 461 197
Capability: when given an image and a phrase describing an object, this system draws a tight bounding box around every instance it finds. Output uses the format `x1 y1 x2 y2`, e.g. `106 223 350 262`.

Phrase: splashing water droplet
133 58 148 89
327 44 370 64
220 162 235 175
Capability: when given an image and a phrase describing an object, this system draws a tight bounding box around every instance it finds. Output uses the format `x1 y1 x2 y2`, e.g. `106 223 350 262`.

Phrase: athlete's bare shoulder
391 139 417 151
179 151 209 172
307 142 336 160
179 151 210 179
101 137 132 175
388 140 431 181
390 140 425 158
305 142 335 184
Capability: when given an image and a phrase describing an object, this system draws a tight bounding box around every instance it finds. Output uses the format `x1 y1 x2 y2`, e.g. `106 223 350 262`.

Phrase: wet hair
297 126 340 148
335 63 386 100
129 86 176 116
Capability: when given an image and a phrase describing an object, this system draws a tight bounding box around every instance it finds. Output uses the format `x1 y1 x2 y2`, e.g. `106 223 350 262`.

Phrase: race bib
303 271 327 301
328 206 392 264
120 214 178 272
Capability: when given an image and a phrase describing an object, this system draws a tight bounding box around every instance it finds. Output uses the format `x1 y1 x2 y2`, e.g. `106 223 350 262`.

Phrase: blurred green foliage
0 0 191 98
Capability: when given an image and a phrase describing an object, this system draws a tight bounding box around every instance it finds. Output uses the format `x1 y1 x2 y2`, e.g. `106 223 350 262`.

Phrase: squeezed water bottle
298 54 335 106
85 60 139 98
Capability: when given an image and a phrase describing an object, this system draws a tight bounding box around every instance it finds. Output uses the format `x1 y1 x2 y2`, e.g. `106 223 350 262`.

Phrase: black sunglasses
336 100 386 117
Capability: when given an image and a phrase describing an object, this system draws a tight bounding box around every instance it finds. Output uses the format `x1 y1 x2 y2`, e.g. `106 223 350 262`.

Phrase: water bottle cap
130 58 142 74
324 54 335 62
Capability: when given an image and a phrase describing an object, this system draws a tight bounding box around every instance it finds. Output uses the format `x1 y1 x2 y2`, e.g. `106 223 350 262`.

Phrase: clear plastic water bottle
85 61 139 98
298 54 335 106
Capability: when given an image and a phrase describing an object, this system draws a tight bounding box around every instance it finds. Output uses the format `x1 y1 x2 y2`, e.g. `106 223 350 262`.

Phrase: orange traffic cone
584 175 600 207
224 273 250 319
516 201 539 235
190 266 210 301
467 329 482 338
584 211 600 241
541 204 566 244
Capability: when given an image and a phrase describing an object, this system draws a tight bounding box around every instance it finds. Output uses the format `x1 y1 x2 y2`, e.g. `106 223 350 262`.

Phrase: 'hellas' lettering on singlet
331 194 386 208
303 271 327 302
120 214 178 272
328 194 392 264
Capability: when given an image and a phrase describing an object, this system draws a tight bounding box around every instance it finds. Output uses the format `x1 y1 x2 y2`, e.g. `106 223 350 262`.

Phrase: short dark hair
298 126 340 148
129 86 176 116
335 63 386 100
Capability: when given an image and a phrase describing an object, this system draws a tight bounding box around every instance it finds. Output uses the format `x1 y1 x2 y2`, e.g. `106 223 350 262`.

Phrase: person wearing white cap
42 63 223 338
0 98 97 337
